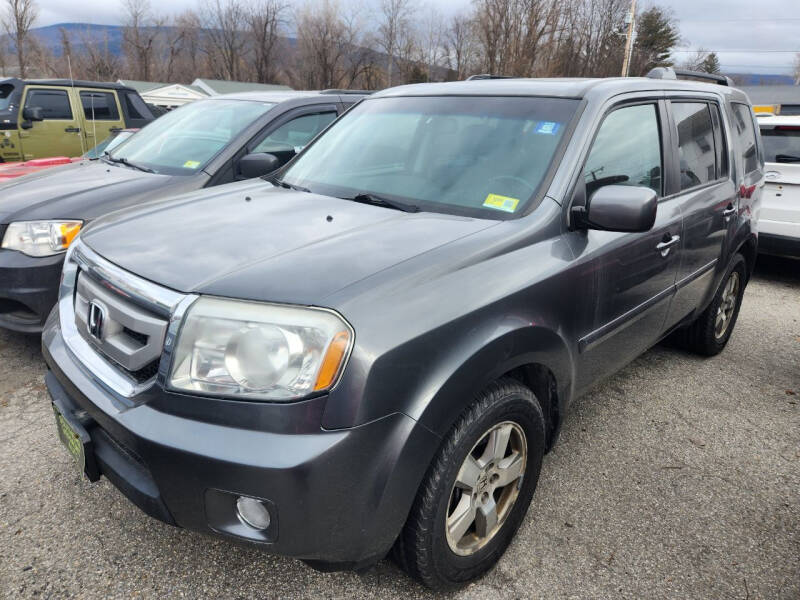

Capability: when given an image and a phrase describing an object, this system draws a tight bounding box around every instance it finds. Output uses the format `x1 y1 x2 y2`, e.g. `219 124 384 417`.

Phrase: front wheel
394 379 545 590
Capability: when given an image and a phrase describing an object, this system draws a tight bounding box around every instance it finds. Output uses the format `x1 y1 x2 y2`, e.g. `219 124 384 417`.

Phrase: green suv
0 78 154 162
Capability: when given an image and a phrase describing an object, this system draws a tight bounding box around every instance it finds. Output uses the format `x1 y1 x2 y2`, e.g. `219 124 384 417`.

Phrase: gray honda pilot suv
42 70 762 589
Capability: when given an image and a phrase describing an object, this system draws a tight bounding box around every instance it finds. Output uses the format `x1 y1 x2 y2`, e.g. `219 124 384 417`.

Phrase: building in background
116 79 293 111
739 85 800 116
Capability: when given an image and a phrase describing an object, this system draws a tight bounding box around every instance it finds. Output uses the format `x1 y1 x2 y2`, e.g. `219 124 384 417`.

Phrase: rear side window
584 103 662 197
732 104 760 175
672 102 716 190
122 92 151 121
24 89 72 120
80 91 120 121
759 125 800 164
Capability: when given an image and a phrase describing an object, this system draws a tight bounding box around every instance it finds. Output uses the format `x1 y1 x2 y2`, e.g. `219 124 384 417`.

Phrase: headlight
1 220 82 257
168 297 353 401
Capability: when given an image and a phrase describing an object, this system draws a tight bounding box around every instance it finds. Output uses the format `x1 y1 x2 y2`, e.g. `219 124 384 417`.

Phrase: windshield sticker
483 193 520 213
535 121 560 135
183 160 201 169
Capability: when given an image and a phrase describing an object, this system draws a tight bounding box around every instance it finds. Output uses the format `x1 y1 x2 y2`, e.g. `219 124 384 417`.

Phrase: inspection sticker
535 121 560 135
483 193 520 213
183 160 201 169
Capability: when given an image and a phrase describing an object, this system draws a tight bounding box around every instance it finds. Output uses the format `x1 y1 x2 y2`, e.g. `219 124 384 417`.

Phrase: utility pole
620 0 637 77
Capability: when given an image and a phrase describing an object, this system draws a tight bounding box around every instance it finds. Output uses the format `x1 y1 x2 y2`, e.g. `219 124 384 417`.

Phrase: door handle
723 204 736 221
109 127 122 133
656 234 680 257
65 127 81 133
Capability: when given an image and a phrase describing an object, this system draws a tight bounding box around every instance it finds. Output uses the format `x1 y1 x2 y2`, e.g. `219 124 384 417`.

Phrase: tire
394 378 545 590
680 253 747 356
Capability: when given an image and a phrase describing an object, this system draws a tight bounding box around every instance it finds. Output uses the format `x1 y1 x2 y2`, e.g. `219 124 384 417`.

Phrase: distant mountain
27 23 126 56
725 72 795 86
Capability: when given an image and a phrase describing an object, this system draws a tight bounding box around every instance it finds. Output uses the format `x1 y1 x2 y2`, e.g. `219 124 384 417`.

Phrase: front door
569 100 683 391
18 86 83 159
78 89 126 155
666 100 737 325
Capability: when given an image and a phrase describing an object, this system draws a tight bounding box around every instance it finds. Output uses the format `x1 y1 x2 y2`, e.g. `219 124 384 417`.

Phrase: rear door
664 98 737 326
18 86 83 158
77 88 126 155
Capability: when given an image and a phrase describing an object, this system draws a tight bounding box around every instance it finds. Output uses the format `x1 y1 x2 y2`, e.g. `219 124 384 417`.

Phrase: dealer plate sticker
53 406 86 474
483 193 520 213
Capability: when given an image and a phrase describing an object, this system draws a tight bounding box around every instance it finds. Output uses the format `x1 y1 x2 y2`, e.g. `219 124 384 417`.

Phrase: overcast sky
34 0 800 75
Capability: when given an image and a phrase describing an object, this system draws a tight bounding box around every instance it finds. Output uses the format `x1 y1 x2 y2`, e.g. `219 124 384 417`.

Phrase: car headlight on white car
1 220 83 257
168 297 353 401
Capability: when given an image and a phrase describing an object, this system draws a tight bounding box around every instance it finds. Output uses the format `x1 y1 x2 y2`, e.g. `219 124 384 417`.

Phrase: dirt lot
1 255 798 599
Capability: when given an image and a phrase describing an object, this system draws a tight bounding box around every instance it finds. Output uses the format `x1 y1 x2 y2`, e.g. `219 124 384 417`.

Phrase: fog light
236 496 271 530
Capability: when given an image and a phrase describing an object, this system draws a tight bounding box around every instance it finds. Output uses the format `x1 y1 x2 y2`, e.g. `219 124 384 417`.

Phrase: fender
409 322 575 441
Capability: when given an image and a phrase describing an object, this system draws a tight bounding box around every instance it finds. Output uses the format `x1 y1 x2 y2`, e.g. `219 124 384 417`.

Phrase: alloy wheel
715 271 740 339
445 421 527 556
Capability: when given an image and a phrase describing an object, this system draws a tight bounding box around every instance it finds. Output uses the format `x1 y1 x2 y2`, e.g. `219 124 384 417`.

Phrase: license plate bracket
52 402 100 482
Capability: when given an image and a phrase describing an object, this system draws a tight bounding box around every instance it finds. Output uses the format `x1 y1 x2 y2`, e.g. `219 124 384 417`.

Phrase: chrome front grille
59 240 196 398
75 272 168 373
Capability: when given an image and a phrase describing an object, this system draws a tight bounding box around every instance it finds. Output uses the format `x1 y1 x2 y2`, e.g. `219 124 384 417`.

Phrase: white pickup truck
757 115 800 257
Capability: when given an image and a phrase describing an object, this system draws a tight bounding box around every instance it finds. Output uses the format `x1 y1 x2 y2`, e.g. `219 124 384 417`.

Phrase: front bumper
42 308 439 565
0 248 64 332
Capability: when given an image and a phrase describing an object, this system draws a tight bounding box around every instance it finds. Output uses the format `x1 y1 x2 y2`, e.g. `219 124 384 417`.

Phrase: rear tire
679 253 747 356
394 378 545 590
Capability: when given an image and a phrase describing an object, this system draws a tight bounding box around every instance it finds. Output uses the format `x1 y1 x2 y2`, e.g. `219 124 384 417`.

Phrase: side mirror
573 184 657 232
238 152 281 179
22 106 44 122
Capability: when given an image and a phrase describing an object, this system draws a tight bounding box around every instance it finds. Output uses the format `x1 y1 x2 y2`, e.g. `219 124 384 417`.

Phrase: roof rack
320 89 372 95
466 74 514 80
646 67 733 87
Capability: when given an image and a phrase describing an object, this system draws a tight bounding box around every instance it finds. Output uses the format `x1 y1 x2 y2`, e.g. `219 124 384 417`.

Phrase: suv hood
82 183 497 304
0 160 174 223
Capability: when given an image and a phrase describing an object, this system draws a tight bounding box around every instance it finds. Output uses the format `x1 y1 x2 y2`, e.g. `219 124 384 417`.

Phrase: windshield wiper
266 175 311 193
775 154 800 164
343 192 419 213
103 154 154 173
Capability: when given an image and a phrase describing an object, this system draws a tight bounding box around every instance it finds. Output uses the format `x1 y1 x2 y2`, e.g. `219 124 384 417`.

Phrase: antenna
67 54 86 156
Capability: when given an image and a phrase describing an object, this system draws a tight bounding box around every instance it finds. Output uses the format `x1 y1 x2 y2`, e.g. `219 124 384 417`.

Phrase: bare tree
202 0 249 80
80 27 122 80
2 0 37 78
294 0 369 89
417 6 445 81
248 0 287 83
446 13 477 80
377 0 414 86
173 10 204 78
122 0 161 80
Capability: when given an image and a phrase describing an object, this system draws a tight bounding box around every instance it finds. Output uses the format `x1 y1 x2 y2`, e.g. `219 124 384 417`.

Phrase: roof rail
320 89 372 95
646 67 733 87
466 74 514 80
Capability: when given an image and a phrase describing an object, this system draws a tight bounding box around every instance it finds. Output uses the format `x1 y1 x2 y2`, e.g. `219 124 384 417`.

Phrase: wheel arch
414 325 574 453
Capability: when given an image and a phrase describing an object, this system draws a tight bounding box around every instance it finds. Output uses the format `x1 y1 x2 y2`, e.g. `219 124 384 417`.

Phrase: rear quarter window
732 103 760 175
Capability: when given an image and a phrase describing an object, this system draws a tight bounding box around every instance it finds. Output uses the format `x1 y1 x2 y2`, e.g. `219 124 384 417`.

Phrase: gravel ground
1 255 798 599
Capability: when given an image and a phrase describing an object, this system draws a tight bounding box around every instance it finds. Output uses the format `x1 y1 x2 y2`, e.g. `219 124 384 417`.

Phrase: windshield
84 130 135 159
281 96 578 218
760 125 800 163
108 99 275 174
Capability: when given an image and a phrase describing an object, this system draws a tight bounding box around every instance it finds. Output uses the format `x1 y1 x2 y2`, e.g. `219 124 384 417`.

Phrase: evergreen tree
631 6 679 76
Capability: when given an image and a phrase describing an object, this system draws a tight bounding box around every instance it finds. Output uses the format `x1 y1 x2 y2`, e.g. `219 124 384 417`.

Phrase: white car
757 115 800 257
